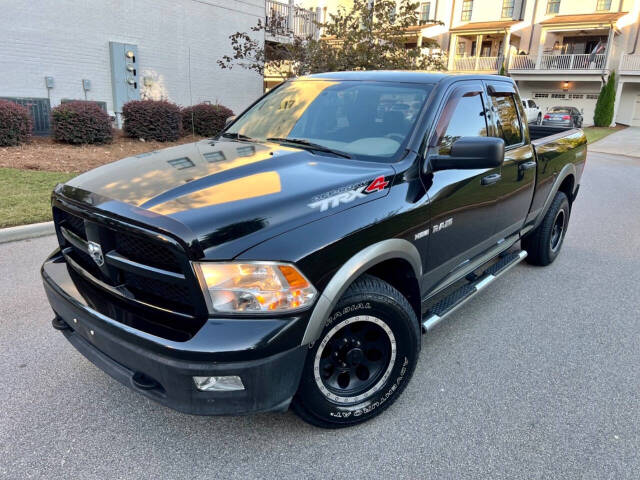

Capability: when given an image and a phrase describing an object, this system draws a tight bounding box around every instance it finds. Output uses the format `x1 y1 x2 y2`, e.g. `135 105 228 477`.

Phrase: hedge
0 100 33 146
182 103 234 137
122 100 181 141
51 101 113 144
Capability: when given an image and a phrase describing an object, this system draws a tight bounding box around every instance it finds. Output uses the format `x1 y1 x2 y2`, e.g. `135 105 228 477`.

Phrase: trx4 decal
308 176 390 212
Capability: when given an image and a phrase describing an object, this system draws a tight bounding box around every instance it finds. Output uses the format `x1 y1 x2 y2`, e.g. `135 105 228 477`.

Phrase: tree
499 62 506 76
218 0 445 81
593 71 616 127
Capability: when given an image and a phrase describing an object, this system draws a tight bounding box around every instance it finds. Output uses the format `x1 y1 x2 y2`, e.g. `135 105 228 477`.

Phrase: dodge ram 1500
43 72 586 427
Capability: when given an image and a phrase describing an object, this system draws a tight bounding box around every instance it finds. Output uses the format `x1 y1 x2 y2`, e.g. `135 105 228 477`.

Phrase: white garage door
632 95 640 127
532 92 599 126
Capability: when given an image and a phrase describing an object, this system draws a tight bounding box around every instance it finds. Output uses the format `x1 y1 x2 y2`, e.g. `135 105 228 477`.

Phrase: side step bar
422 250 527 333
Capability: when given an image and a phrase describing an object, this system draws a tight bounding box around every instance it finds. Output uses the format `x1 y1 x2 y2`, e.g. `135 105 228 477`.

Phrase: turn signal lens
194 262 317 314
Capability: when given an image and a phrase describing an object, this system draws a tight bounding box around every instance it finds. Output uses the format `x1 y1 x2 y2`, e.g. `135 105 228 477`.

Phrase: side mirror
430 137 505 171
225 115 236 127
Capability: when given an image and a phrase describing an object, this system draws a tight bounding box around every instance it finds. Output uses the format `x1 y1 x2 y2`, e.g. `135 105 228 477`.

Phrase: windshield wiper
266 137 351 159
220 132 255 141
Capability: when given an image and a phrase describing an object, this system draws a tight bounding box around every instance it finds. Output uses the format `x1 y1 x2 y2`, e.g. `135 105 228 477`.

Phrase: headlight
194 262 317 314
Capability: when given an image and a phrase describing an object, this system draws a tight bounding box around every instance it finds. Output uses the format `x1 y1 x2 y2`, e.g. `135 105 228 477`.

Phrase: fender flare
532 162 577 230
301 238 422 345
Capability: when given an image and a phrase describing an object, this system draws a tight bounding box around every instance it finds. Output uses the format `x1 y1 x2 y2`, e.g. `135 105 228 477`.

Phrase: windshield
225 80 432 161
549 107 571 113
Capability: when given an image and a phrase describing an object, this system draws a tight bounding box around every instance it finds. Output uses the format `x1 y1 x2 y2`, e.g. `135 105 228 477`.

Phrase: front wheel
537 113 542 125
292 275 420 428
522 191 570 266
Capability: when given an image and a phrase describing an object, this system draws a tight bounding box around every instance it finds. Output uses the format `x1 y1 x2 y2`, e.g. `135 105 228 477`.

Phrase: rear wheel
522 191 570 266
292 275 420 428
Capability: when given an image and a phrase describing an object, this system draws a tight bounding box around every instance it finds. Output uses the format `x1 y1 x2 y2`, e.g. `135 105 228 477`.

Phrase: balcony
620 54 640 73
509 53 606 72
265 0 318 42
452 56 501 72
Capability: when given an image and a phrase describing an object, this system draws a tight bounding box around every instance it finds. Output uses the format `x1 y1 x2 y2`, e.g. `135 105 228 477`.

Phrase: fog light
193 375 244 392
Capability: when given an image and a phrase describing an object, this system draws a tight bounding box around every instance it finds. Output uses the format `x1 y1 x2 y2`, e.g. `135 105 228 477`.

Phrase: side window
435 91 488 155
489 92 523 147
528 100 536 108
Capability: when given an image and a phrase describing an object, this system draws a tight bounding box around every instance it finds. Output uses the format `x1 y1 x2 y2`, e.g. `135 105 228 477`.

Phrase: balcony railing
452 56 500 71
509 53 606 71
620 54 640 72
266 0 318 40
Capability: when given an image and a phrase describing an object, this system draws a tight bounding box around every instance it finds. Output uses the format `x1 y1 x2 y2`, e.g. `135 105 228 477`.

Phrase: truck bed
525 125 588 226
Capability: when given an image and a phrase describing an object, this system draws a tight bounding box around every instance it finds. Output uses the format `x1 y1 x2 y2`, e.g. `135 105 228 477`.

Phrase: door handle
520 161 536 171
481 173 501 185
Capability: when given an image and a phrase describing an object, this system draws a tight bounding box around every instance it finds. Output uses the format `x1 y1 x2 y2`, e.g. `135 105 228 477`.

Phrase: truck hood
65 139 395 255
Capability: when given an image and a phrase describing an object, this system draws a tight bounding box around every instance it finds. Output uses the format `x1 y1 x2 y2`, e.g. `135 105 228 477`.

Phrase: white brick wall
0 0 265 115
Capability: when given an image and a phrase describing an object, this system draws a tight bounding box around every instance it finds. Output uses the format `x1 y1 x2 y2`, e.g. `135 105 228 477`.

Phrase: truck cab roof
299 71 515 85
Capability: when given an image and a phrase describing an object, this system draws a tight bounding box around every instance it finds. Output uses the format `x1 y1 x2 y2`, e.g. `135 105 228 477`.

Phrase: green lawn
0 168 75 228
583 126 624 144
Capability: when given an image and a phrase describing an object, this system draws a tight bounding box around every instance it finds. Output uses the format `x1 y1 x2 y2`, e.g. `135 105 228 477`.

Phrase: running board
421 250 527 333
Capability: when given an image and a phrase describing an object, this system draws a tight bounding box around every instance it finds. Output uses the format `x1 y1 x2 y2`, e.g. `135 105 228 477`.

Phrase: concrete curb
0 221 55 244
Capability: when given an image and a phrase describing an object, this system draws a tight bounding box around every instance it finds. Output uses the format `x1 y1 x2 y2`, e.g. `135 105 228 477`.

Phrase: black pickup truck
42 72 586 428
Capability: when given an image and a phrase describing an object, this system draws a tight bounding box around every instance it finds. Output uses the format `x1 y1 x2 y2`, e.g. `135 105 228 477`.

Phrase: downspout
445 0 456 51
527 0 540 54
630 11 640 53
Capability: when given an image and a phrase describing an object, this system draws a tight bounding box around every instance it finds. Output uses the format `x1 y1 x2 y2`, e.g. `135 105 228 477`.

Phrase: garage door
532 92 599 126
632 95 640 127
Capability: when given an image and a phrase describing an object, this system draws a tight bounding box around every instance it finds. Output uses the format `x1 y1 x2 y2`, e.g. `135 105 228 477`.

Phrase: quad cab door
484 81 536 241
420 81 502 294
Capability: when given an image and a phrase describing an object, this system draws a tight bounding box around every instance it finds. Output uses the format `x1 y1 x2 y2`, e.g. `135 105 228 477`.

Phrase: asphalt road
1 151 639 479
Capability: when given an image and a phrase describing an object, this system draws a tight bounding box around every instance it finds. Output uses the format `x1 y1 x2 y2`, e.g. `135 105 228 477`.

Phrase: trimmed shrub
122 100 181 142
182 103 234 137
593 71 616 127
51 101 113 144
0 100 33 146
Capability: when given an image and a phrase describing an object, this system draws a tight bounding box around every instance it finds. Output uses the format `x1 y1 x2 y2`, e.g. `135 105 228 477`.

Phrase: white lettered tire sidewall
294 277 420 427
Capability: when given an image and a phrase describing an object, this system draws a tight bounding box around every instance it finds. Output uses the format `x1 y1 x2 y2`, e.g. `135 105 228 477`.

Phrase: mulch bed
0 131 204 173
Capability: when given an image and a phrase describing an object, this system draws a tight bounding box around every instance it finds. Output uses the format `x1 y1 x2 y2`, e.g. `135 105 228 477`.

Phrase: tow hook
51 317 71 331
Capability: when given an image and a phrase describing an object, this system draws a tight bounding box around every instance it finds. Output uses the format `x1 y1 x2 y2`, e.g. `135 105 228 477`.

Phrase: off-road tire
522 191 570 266
292 275 420 428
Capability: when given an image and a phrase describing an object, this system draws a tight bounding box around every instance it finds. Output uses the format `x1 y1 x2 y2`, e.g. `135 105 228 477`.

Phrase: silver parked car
542 106 583 128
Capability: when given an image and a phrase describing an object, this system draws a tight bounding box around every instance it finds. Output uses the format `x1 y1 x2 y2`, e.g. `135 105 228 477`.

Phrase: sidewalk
589 127 640 158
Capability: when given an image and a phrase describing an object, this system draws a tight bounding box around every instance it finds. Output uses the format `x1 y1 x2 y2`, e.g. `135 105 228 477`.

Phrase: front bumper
42 256 308 415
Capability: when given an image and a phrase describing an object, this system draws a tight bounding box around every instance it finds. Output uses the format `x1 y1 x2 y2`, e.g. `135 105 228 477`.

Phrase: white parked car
521 98 542 125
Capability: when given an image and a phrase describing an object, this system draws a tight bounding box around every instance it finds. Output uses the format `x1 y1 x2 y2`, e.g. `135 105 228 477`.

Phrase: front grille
123 271 194 314
58 209 87 240
114 230 181 273
52 206 205 325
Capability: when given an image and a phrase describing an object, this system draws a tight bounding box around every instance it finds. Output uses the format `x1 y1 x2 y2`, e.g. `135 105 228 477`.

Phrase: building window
420 2 431 22
546 0 560 14
596 0 612 10
457 41 466 55
501 0 514 17
461 0 473 21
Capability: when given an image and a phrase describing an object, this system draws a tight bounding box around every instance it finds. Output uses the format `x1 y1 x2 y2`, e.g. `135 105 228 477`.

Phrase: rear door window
489 92 523 147
434 89 488 155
